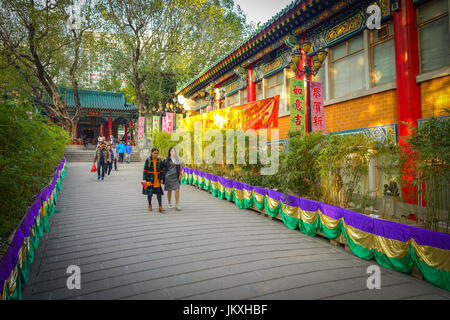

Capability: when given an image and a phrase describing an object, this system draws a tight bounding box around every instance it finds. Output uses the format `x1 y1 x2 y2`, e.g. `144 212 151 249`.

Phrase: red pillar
247 65 256 102
100 123 103 136
124 124 128 143
393 0 422 204
108 116 112 140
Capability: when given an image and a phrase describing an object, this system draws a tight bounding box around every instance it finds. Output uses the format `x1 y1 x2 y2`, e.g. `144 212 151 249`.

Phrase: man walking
94 142 111 181
118 140 125 163
125 142 132 164
111 143 119 171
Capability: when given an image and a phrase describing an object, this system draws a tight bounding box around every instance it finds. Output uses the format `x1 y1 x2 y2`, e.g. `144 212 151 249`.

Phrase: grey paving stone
21 162 450 300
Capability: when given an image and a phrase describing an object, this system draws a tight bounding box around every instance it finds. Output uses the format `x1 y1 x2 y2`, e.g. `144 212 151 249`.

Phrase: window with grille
330 34 366 98
418 0 449 73
370 21 396 86
266 72 284 98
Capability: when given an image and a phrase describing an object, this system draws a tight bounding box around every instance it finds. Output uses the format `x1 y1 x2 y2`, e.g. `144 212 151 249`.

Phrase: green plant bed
0 101 68 252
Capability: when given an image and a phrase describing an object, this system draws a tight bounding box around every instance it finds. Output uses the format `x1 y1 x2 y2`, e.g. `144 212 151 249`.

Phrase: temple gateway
53 88 138 144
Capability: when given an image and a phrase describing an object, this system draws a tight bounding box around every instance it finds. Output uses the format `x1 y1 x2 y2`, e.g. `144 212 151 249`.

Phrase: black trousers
113 159 117 170
148 187 163 206
107 161 113 175
97 161 107 178
119 153 124 163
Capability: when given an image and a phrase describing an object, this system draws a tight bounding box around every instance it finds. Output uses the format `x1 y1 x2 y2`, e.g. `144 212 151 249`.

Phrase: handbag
90 163 97 172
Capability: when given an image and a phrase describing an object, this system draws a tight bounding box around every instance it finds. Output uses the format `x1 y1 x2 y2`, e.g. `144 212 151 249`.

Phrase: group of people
93 135 133 181
142 147 181 213
93 136 182 213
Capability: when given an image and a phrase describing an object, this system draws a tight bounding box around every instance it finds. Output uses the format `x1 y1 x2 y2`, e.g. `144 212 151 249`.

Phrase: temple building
176 0 449 146
53 88 138 143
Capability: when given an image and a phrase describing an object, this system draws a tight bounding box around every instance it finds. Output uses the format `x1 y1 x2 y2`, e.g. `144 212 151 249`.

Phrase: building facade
54 88 138 143
177 0 449 145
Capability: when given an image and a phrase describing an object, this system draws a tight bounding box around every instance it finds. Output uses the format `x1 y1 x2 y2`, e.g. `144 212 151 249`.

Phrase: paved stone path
22 162 450 300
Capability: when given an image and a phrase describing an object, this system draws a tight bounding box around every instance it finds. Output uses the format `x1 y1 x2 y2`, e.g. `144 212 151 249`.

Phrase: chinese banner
161 115 166 133
290 79 306 136
310 81 325 133
152 116 160 133
146 117 152 136
139 116 145 138
182 96 279 132
175 113 183 132
166 112 174 134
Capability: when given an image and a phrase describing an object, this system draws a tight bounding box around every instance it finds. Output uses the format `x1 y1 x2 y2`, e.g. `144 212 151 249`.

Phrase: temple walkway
22 162 450 300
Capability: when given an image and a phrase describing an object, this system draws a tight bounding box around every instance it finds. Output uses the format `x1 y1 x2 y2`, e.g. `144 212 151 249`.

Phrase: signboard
86 111 100 117
289 79 307 136
118 125 124 137
145 117 152 136
166 112 174 134
310 81 326 133
138 116 145 138
175 113 183 132
152 116 160 134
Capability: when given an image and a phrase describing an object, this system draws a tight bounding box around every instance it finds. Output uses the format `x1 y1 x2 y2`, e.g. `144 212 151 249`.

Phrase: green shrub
151 131 178 159
0 101 68 252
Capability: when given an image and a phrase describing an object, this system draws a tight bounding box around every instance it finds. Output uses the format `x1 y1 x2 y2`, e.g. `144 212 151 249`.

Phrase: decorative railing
180 166 450 291
0 158 67 300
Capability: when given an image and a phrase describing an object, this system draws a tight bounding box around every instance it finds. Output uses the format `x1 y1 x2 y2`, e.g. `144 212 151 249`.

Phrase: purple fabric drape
181 167 450 252
0 158 65 295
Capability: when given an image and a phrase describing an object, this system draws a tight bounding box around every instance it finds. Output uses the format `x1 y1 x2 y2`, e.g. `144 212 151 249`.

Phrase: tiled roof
176 0 320 96
58 87 138 111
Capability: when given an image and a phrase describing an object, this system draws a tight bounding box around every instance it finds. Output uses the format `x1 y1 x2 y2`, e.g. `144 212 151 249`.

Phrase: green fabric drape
179 168 450 292
3 161 67 300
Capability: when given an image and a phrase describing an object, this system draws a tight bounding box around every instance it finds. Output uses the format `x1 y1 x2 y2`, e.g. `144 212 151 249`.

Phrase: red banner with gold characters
310 81 325 133
290 79 306 136
182 96 279 131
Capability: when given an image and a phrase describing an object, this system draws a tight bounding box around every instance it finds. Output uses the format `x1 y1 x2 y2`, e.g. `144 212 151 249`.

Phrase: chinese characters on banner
161 115 167 133
166 112 174 134
175 114 183 132
146 117 152 136
138 116 145 138
310 81 326 133
290 79 306 136
152 116 160 134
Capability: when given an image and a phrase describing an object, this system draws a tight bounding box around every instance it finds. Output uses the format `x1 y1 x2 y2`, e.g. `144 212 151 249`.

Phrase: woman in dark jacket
142 148 165 212
162 147 181 211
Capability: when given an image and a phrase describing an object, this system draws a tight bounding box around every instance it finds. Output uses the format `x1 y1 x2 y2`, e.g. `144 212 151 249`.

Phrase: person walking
125 142 132 164
142 148 165 213
162 147 182 211
118 140 125 163
111 143 119 171
94 142 111 181
97 134 106 144
106 144 114 176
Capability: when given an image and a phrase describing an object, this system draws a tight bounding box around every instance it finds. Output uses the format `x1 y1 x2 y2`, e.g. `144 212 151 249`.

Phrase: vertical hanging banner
138 116 145 138
175 114 183 132
310 81 326 133
290 79 307 136
162 115 168 133
166 112 174 134
152 116 160 134
146 117 152 136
